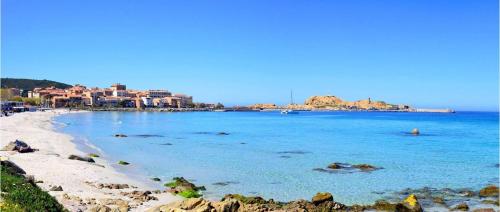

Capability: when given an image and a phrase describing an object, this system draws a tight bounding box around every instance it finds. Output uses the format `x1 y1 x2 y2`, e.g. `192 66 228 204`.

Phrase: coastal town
1 81 455 114
1 82 224 112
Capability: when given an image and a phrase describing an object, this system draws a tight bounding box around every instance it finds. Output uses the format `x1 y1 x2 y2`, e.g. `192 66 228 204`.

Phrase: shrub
0 163 65 211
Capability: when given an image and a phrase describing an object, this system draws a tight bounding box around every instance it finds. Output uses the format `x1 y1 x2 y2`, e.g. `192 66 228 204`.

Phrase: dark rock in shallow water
212 181 239 186
479 185 499 197
134 134 164 138
114 134 127 137
327 162 347 169
457 189 475 197
151 177 161 182
411 128 420 135
68 154 95 163
280 155 292 159
432 196 446 205
352 163 380 171
217 132 230 135
118 160 130 165
276 150 311 154
159 143 172 145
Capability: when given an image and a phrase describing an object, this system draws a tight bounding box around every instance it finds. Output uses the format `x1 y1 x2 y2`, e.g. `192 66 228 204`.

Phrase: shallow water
55 111 499 205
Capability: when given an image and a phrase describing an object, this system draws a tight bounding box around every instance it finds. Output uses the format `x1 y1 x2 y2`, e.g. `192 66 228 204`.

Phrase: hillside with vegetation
1 78 71 90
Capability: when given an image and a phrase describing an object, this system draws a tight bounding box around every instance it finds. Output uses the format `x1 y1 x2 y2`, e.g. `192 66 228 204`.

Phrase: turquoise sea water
56 111 499 205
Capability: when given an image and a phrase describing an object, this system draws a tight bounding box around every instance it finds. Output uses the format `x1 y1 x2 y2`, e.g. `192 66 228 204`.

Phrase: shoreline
0 109 181 211
1 110 498 211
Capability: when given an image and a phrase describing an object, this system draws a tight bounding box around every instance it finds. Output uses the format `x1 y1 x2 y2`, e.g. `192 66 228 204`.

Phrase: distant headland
249 95 454 113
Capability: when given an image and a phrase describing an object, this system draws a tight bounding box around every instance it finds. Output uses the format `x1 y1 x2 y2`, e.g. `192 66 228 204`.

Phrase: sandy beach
0 110 181 211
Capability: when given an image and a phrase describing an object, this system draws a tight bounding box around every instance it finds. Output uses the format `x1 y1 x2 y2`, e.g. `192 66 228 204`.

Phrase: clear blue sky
2 0 498 111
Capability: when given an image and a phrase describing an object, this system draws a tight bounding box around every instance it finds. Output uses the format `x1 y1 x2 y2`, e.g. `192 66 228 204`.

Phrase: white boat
281 90 299 115
281 109 298 114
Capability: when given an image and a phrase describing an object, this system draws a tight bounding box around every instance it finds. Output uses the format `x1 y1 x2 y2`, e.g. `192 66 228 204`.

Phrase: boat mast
290 90 294 105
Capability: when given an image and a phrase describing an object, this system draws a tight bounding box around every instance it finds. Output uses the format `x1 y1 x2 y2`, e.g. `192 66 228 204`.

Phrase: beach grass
0 163 66 211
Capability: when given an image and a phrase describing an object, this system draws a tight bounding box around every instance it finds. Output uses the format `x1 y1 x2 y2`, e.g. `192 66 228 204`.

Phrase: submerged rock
151 177 161 182
217 132 230 135
2 140 34 153
352 164 379 171
213 181 239 186
311 192 333 205
327 162 345 169
479 185 499 197
68 154 95 163
114 134 127 137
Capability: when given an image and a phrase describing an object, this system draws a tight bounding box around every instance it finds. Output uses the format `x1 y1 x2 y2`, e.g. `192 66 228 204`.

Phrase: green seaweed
88 153 99 158
178 189 202 198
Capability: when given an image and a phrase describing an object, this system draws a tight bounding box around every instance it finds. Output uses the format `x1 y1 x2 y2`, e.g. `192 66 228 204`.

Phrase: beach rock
49 185 63 191
451 202 469 211
148 198 213 211
120 190 158 202
311 192 333 205
411 128 420 135
2 140 34 153
479 185 499 197
222 194 267 204
68 154 95 163
99 198 129 211
114 134 127 137
89 205 112 212
395 194 423 212
212 199 240 212
372 200 397 211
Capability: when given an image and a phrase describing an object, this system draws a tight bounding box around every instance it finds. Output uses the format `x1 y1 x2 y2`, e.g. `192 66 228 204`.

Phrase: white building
141 97 153 107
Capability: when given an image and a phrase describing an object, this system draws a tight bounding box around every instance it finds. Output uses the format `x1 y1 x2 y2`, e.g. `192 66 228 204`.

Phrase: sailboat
281 90 299 114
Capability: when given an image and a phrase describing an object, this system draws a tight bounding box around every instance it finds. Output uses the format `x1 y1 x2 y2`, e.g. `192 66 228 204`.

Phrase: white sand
0 110 181 211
